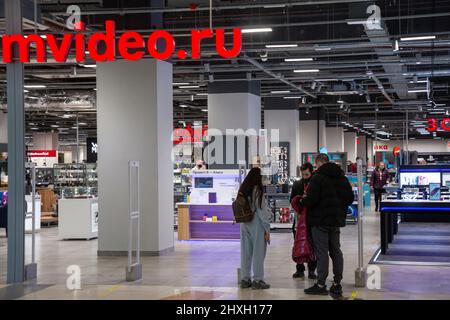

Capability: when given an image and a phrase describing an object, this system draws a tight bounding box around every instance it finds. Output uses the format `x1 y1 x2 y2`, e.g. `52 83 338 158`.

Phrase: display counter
177 203 239 240
379 199 450 254
58 198 98 240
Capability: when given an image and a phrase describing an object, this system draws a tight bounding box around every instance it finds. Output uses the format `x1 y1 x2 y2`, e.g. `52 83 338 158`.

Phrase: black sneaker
252 280 270 290
308 273 317 280
304 283 328 295
329 283 343 296
293 271 305 279
240 279 252 289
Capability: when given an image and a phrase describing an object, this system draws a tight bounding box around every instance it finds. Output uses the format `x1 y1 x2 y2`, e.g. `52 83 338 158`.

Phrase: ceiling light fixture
283 96 303 99
24 85 46 88
242 28 273 34
408 89 428 93
201 109 208 112
400 35 436 41
271 90 291 94
173 82 190 86
284 58 314 62
294 69 320 73
180 85 200 89
266 44 298 48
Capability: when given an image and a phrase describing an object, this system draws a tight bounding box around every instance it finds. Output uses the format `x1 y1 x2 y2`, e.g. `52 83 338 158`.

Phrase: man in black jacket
290 162 317 280
299 154 354 296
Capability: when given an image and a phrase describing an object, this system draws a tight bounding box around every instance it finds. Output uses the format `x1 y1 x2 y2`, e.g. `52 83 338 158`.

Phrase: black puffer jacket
300 162 354 227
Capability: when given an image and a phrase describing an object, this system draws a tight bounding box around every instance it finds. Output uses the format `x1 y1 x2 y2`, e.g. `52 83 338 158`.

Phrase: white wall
367 137 374 166
344 132 357 162
0 112 7 144
299 120 326 153
264 109 300 175
97 59 174 255
325 127 344 152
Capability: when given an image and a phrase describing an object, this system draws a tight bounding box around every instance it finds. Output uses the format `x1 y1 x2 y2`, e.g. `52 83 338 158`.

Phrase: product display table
58 197 98 240
177 203 240 240
379 199 450 254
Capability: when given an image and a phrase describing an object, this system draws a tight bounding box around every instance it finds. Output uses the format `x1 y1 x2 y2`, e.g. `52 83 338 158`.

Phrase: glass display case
60 186 97 199
85 163 98 188
36 168 54 187
54 163 98 196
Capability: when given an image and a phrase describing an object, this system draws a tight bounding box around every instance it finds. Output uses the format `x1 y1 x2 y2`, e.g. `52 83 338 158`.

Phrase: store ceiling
1 0 450 144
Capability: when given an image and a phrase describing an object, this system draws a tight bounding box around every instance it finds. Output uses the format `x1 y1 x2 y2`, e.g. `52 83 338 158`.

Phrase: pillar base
24 263 37 281
126 263 142 282
355 267 367 288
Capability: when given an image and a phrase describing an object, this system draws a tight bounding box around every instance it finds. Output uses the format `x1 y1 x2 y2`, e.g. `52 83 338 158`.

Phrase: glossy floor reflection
1 208 450 300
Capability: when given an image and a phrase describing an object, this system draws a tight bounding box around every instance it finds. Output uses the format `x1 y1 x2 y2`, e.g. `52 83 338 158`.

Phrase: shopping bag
291 195 315 264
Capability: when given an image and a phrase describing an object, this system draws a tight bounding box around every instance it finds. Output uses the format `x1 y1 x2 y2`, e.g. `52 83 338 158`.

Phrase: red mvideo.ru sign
1 21 242 63
27 150 57 158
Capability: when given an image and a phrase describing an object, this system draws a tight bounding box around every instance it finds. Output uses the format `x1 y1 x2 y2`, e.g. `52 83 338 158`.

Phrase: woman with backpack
239 167 272 290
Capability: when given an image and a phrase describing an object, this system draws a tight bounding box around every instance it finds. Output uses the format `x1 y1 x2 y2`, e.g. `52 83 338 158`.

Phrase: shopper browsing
289 162 317 280
371 161 390 212
238 167 272 290
299 154 354 296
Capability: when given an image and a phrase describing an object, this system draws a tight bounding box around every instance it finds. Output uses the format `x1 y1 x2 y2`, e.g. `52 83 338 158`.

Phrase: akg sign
426 118 450 132
374 145 388 151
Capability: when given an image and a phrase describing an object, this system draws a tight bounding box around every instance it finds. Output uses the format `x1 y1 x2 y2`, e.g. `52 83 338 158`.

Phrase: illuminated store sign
426 118 450 132
1 21 242 63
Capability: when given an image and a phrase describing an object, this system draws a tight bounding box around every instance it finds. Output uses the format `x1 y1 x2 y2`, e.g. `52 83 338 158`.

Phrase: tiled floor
1 208 450 300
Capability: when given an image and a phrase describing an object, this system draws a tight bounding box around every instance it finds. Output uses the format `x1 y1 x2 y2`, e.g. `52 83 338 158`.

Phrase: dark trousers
374 188 383 211
292 225 317 274
311 226 343 286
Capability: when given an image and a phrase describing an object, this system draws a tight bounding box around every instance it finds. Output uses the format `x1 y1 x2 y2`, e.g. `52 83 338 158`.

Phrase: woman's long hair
238 167 263 208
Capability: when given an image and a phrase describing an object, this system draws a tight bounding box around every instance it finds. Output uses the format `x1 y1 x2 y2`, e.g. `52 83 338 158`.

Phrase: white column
0 112 7 144
32 133 59 150
97 59 174 255
299 109 326 154
344 132 357 162
325 127 344 152
264 109 300 175
208 81 261 166
357 135 367 164
367 137 374 166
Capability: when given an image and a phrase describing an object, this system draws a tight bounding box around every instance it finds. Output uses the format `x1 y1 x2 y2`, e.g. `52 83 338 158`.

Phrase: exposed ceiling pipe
367 72 395 105
47 0 373 15
241 56 316 99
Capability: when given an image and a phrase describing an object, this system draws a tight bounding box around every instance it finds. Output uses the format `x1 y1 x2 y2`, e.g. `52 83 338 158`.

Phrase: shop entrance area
2 0 450 304
1 210 450 299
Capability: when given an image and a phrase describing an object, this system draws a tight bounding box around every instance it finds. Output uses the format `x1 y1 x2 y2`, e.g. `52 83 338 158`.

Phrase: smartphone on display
429 183 441 201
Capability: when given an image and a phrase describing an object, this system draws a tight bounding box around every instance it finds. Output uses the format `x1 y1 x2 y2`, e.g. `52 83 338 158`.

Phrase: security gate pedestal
126 161 142 282
354 159 367 287
24 162 37 281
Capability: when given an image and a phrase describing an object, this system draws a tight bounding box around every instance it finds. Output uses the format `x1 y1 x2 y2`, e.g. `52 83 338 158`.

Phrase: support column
0 112 7 144
325 126 345 152
32 133 59 150
97 59 174 256
207 81 261 167
357 135 368 165
344 132 357 162
6 0 26 283
264 98 300 175
367 137 374 167
299 108 326 155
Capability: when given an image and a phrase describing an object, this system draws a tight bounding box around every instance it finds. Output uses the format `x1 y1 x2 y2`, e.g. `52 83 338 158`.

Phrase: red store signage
374 145 388 151
0 21 242 63
27 150 57 158
427 118 450 132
